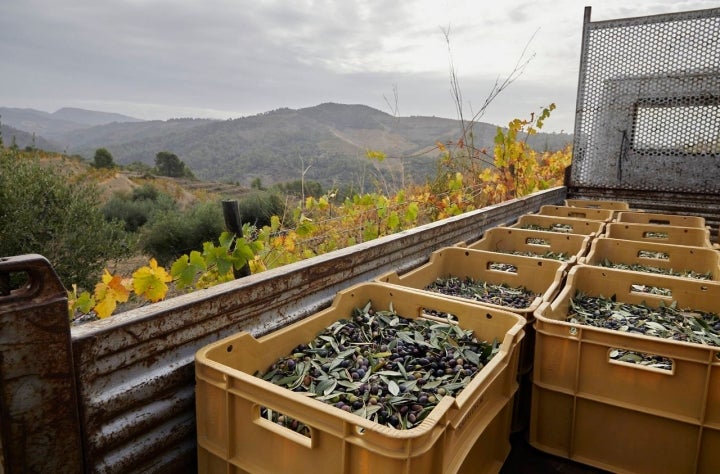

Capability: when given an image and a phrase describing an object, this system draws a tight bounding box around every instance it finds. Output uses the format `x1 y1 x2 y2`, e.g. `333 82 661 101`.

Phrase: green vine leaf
171 250 207 289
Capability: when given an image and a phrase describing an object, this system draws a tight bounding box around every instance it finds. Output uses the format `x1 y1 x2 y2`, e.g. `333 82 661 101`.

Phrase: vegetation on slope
62 105 572 321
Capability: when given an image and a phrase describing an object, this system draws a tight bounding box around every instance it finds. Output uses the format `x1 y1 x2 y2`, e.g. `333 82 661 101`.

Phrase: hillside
0 106 141 140
3 103 573 190
0 123 57 151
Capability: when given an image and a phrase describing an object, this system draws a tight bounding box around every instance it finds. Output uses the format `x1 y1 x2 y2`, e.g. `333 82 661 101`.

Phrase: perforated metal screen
570 7 720 194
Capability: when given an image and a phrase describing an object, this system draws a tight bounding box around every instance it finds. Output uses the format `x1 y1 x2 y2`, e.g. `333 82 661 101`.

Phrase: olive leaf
388 380 400 396
255 299 500 431
568 291 720 348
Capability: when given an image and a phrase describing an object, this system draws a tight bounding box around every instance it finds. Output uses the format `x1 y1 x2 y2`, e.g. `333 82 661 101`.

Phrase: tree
93 148 115 168
250 177 264 190
155 151 194 178
0 150 131 290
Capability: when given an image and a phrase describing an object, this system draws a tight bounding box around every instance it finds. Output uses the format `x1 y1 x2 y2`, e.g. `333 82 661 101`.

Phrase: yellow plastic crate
511 214 605 236
617 211 706 228
531 266 720 474
196 282 524 474
375 248 567 317
581 237 720 280
605 222 714 248
464 227 591 264
564 198 631 212
376 247 567 378
537 205 615 222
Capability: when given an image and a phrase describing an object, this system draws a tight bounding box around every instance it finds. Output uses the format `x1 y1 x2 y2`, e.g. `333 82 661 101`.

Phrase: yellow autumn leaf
94 295 118 319
270 215 281 232
284 232 297 253
92 270 131 318
249 256 267 273
132 258 172 303
104 270 131 301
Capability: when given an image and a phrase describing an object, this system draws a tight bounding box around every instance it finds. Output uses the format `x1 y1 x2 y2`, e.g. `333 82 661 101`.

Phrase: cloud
1 0 717 131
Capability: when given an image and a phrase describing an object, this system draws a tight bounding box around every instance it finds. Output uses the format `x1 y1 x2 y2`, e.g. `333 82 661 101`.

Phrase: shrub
237 191 286 227
273 179 324 199
132 183 160 201
102 184 176 232
0 150 131 290
139 201 225 266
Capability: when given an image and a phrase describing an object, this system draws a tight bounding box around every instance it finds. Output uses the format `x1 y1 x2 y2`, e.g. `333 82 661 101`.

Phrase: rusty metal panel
0 255 83 473
570 7 720 194
67 187 565 473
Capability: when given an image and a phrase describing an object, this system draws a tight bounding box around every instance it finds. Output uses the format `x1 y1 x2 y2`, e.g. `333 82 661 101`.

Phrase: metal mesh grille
571 8 720 193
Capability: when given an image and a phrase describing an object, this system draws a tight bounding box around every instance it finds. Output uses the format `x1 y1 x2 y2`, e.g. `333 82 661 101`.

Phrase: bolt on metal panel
570 7 720 194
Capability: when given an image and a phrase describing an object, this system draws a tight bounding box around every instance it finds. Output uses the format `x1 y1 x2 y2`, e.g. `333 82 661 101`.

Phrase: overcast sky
1 1 718 132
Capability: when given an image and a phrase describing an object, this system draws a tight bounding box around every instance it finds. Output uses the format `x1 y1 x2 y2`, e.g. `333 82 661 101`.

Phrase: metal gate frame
567 6 720 232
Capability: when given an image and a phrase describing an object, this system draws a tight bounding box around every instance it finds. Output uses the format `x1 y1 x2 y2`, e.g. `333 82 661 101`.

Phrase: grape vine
68 106 571 321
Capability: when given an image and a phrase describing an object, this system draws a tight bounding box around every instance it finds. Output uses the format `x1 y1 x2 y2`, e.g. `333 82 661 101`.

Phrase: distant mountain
0 106 141 139
52 107 143 127
0 123 57 151
3 103 573 190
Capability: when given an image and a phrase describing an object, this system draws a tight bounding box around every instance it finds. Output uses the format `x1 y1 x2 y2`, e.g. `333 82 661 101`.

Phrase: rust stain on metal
0 255 83 473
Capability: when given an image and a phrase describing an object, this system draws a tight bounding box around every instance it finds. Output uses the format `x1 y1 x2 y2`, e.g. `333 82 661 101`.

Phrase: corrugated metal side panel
69 187 566 474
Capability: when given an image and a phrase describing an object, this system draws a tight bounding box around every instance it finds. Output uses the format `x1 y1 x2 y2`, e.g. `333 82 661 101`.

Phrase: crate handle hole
568 212 587 218
420 307 457 322
526 238 550 247
643 232 669 239
648 219 671 225
637 250 669 260
487 262 517 273
608 348 674 374
630 284 672 297
257 406 313 444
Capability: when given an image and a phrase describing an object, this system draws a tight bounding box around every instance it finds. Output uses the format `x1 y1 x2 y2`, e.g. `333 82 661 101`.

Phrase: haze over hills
1 103 573 189
0 106 142 139
0 123 57 151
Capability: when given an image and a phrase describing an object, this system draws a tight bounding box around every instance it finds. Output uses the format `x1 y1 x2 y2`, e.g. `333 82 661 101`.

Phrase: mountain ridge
0 106 142 139
1 102 573 189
